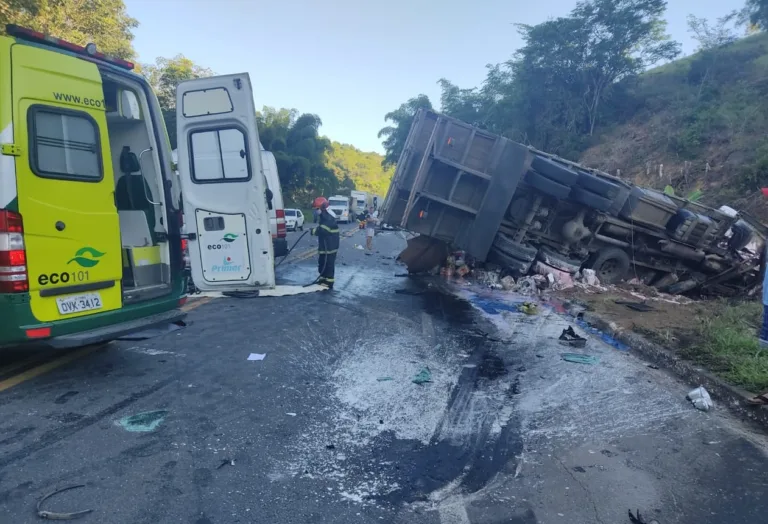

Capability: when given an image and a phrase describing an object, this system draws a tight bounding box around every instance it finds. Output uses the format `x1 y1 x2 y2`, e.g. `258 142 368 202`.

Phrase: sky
125 0 745 154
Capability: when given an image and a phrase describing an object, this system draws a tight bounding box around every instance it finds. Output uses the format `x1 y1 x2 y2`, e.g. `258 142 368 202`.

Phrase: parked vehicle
260 146 288 257
350 190 368 219
328 195 351 224
381 109 767 296
285 209 305 231
0 26 195 348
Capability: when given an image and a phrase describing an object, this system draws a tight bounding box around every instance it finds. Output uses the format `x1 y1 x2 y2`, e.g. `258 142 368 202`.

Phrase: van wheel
299 225 303 231
588 247 631 284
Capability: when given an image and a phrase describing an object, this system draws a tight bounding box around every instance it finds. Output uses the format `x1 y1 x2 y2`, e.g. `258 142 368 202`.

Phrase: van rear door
176 74 275 291
10 44 122 322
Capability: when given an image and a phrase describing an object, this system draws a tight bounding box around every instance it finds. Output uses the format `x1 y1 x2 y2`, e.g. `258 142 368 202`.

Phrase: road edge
564 303 768 430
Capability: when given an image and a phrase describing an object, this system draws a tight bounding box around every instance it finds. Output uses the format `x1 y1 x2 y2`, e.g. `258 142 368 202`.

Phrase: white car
285 209 305 231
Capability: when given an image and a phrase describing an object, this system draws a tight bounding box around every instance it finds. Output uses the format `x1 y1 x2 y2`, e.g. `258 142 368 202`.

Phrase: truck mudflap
43 309 187 349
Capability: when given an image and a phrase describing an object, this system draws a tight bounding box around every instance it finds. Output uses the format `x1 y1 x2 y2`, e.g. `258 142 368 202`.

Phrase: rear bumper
273 237 288 257
47 309 187 349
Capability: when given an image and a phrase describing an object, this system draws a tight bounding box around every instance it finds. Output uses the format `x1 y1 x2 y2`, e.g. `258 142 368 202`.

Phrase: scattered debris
561 353 600 365
117 410 168 432
580 269 601 287
520 302 538 315
247 353 267 361
474 269 503 289
397 236 450 274
325 444 336 450
217 458 235 469
559 326 587 348
456 264 471 277
628 509 659 524
376 377 394 382
647 364 660 370
500 275 516 290
412 367 432 385
286 413 297 416
354 244 365 250
615 300 655 312
394 273 410 277
36 484 93 521
747 392 768 406
687 386 713 411
513 276 539 295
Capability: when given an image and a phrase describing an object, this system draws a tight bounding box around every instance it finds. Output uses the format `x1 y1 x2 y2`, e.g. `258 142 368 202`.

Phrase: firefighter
310 196 340 289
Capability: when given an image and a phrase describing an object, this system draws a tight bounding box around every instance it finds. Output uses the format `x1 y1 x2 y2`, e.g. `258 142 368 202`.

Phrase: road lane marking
181 296 213 312
0 344 105 393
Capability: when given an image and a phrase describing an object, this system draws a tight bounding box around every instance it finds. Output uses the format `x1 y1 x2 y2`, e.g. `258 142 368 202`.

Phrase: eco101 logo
207 233 238 251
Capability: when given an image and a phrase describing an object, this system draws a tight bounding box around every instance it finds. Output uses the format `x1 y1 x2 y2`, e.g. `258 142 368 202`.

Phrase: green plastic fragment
561 353 599 365
412 368 432 384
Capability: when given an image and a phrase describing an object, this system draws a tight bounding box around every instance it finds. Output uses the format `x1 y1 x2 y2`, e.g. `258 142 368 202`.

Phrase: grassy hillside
580 32 768 219
325 142 394 197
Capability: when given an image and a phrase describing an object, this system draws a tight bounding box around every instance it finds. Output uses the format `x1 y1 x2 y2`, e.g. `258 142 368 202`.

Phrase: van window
285 210 297 216
29 107 102 181
182 88 233 117
190 128 251 183
329 198 347 207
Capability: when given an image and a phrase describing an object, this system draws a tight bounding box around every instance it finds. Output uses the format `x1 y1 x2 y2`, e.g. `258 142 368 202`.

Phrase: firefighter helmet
313 196 329 209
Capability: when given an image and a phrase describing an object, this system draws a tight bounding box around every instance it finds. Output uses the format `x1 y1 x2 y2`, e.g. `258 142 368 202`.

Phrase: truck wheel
569 187 613 212
537 247 584 274
489 248 534 275
588 247 631 284
524 170 571 200
576 172 622 199
531 156 579 186
492 234 538 261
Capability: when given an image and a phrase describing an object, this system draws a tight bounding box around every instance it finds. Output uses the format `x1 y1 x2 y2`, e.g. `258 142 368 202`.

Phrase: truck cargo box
380 110 533 261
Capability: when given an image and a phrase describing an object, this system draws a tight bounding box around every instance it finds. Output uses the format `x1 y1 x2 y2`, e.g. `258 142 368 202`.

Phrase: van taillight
0 210 28 293
276 209 287 238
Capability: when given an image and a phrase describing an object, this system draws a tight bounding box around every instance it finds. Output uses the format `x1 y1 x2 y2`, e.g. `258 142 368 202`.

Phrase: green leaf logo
222 233 238 243
67 247 105 268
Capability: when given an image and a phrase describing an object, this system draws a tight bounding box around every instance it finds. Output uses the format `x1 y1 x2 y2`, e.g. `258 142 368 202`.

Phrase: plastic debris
37 484 93 521
581 269 601 286
500 275 516 290
412 367 432 385
628 509 659 524
354 244 365 250
520 302 538 315
687 386 713 411
118 410 168 432
559 326 587 348
561 353 599 365
513 276 539 295
456 265 470 277
248 353 267 361
376 377 394 382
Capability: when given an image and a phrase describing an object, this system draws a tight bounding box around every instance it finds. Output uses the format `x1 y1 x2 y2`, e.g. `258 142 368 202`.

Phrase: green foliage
380 0 680 163
745 0 768 30
325 142 394 197
2 0 139 59
256 107 339 207
142 55 214 149
378 94 432 167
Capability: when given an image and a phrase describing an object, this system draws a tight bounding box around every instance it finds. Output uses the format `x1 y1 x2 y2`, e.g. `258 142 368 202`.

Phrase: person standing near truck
365 207 377 250
311 197 340 289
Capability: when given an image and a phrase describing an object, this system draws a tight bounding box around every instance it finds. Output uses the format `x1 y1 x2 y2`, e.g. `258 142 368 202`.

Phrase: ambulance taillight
0 210 28 293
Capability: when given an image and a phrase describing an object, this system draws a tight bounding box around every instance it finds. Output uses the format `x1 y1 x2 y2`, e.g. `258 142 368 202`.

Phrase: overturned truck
381 110 767 296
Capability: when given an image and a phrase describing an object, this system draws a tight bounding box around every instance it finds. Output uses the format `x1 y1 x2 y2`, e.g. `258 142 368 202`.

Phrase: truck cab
327 195 351 224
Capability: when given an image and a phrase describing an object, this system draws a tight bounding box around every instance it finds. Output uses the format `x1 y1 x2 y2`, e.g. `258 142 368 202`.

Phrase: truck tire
587 247 631 284
537 246 584 274
524 170 571 200
569 187 613 212
576 172 621 199
531 156 579 186
492 234 538 261
489 248 534 275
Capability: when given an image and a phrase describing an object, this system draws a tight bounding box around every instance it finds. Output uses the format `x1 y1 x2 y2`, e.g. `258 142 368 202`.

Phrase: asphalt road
1 225 768 523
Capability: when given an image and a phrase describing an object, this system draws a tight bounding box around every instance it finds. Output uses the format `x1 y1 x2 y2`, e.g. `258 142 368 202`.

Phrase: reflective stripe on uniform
318 249 338 255
319 277 335 282
319 224 339 233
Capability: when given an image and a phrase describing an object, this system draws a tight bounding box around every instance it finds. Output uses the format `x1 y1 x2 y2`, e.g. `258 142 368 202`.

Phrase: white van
260 147 287 257
328 195 351 224
176 73 276 292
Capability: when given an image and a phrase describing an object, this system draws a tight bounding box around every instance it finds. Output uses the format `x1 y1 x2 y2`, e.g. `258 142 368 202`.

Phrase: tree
2 0 138 59
325 142 394 196
687 13 739 51
142 55 214 148
743 0 768 30
378 94 433 167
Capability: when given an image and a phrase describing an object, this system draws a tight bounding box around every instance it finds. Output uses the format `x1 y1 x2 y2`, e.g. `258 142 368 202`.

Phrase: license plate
56 293 103 315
